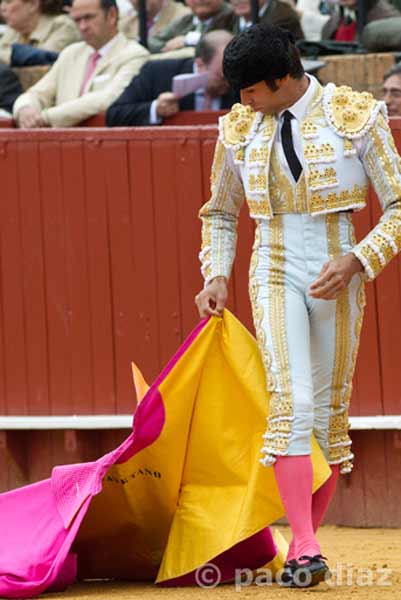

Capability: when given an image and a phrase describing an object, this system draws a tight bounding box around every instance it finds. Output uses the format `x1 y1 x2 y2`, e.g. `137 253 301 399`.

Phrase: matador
195 24 401 587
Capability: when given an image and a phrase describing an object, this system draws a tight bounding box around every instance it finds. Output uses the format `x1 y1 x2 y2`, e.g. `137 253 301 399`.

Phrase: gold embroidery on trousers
249 226 276 393
326 215 365 473
260 216 294 465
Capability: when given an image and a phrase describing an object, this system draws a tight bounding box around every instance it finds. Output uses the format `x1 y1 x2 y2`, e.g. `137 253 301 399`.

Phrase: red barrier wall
0 121 400 524
0 122 400 417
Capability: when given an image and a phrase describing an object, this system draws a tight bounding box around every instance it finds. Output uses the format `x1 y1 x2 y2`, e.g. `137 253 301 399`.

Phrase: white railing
0 415 400 430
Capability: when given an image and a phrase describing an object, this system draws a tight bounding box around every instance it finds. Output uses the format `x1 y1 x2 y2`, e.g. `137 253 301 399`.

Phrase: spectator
382 63 401 117
362 17 401 51
119 0 190 39
13 0 149 127
296 0 330 40
322 0 400 42
147 0 236 54
230 0 303 39
107 29 236 125
0 0 80 65
0 62 23 114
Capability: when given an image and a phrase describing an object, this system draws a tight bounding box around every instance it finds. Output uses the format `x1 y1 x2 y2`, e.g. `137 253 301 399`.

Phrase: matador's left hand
309 253 364 300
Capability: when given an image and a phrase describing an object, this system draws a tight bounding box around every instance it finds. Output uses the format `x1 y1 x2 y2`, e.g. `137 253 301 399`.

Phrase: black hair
195 30 234 65
99 0 118 13
223 23 304 91
39 0 63 15
365 0 379 11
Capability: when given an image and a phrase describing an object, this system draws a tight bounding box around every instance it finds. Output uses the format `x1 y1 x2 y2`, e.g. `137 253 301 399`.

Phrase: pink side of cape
0 318 208 598
0 316 276 598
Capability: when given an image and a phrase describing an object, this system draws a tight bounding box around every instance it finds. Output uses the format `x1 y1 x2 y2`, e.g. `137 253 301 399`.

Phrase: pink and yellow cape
0 310 330 598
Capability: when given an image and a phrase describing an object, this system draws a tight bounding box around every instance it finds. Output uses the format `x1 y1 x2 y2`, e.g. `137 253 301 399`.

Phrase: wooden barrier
318 52 395 97
0 121 400 525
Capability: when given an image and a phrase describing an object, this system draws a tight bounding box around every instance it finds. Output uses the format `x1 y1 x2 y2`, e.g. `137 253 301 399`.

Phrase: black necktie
281 110 303 182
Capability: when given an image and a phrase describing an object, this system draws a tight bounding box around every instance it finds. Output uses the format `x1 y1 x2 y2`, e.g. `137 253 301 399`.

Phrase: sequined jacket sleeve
352 113 401 280
198 139 245 286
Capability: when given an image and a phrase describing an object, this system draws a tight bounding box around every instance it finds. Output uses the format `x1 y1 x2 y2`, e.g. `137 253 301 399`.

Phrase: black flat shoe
278 559 298 586
290 554 331 588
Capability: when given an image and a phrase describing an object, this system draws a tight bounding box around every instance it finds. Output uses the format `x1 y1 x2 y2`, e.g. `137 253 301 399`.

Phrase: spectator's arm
11 44 58 67
42 53 148 127
106 61 157 127
147 19 182 53
13 56 60 117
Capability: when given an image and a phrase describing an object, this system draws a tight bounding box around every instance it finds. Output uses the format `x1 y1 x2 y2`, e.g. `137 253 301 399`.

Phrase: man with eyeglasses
383 63 401 117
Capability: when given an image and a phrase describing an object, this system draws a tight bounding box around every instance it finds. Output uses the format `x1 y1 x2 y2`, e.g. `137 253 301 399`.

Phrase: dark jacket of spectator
147 2 236 53
0 63 23 112
232 0 304 40
106 57 237 126
322 0 400 40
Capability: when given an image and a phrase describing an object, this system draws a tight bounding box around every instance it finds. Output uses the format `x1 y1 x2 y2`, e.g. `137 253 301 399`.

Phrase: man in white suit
13 0 149 128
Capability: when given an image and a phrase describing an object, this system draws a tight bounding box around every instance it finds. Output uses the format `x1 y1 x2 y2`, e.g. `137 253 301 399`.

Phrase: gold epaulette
218 103 262 150
323 84 385 138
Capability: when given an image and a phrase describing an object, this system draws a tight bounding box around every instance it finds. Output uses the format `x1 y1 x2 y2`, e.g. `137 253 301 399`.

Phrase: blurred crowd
0 0 401 125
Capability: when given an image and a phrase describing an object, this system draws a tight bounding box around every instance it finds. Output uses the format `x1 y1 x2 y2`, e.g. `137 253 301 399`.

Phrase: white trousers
249 212 366 474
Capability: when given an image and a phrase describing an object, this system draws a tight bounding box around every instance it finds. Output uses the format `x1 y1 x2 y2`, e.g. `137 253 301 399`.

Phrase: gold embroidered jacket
199 83 401 284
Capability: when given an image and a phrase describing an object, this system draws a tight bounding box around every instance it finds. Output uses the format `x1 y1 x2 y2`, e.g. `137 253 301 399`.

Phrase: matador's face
240 77 290 115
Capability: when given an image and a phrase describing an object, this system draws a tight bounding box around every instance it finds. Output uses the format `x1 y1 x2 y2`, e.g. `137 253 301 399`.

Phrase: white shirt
184 16 213 46
274 73 318 183
97 34 120 59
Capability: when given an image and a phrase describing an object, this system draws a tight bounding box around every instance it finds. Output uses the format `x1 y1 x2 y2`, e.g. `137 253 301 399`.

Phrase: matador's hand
309 253 364 300
195 276 228 318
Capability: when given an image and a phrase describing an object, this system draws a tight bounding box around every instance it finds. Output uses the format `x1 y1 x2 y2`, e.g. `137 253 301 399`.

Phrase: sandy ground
48 526 401 600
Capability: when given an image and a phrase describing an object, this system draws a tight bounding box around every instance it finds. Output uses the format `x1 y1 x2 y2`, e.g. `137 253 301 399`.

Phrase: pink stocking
312 464 340 532
274 455 321 561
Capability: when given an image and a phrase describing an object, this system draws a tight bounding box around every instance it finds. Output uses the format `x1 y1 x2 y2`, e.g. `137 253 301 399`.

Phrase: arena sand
48 526 401 600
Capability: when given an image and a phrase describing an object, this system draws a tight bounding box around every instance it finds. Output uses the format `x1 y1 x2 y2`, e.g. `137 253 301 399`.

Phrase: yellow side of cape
75 310 330 582
157 310 330 581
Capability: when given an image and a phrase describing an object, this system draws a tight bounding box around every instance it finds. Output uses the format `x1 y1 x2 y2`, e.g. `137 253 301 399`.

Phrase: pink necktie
79 51 101 96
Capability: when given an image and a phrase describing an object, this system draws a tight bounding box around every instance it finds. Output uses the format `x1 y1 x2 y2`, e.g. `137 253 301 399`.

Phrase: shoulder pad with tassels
323 84 387 139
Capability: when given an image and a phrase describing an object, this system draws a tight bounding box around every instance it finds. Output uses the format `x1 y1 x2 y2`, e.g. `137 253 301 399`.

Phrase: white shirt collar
192 15 213 28
97 33 119 59
278 74 318 121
